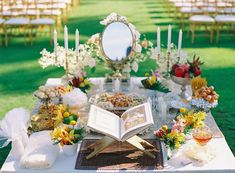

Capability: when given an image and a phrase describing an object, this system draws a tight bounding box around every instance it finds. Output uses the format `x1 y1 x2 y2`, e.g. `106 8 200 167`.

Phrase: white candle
167 25 171 52
75 29 79 57
178 29 182 57
54 30 57 60
64 25 68 53
157 27 161 54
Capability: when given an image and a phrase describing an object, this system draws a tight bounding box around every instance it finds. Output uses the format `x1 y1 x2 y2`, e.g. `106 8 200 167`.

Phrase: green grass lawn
0 0 235 167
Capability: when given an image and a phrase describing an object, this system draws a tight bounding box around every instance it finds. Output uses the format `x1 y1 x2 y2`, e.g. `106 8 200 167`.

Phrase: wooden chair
188 0 215 44
0 0 5 47
215 0 235 43
4 0 30 46
179 0 203 29
0 18 4 47
30 0 55 46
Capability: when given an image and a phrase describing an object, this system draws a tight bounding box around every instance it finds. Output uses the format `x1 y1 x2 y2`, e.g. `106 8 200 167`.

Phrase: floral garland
86 13 155 74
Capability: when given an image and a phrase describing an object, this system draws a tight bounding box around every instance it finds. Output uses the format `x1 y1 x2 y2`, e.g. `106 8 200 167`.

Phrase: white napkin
20 131 60 169
62 88 88 108
0 108 30 159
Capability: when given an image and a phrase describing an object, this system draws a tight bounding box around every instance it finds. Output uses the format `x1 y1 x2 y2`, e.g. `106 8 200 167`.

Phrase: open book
87 103 154 142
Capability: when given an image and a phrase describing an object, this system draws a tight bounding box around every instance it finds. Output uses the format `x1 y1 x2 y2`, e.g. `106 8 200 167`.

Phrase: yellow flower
175 141 181 149
80 83 85 88
185 114 195 125
70 120 77 126
149 75 156 85
63 112 70 117
162 125 168 131
180 107 187 114
50 127 62 139
65 85 73 92
84 79 90 85
197 111 207 121
145 72 150 77
177 133 185 143
53 112 63 126
170 129 178 138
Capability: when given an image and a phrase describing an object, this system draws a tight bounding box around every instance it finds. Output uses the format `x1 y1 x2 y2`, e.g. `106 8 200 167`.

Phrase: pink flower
172 120 186 133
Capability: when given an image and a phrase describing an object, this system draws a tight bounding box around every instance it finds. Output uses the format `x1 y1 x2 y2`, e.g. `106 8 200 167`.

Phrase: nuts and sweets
38 103 57 115
30 114 55 132
194 86 219 103
108 93 133 107
95 92 143 108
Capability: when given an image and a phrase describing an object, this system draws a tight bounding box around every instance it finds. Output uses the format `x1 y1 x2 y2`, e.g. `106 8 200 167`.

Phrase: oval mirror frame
100 21 135 64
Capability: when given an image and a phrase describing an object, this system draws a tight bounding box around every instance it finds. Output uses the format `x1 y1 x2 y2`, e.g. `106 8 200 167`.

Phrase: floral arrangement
53 104 79 127
171 55 203 78
155 108 207 159
51 126 84 146
39 44 96 77
86 13 155 74
141 70 170 93
69 76 92 93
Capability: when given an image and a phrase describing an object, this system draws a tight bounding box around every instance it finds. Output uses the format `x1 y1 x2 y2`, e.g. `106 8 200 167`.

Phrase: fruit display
194 86 219 104
171 55 203 78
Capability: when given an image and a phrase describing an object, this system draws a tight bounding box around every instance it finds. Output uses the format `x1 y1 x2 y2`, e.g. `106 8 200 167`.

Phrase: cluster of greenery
0 0 235 167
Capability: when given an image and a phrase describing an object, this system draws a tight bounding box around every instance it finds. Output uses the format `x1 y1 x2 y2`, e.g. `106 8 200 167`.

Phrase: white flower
134 43 142 53
100 19 108 25
123 63 131 73
39 86 46 92
132 61 139 72
119 16 127 23
129 23 136 31
88 58 96 68
36 92 45 98
134 31 141 41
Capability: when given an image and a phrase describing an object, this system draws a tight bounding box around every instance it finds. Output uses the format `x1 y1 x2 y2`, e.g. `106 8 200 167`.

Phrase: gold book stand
86 135 157 160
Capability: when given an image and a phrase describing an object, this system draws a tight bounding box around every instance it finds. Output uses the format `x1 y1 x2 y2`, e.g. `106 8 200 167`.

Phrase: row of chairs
167 0 235 43
0 0 79 47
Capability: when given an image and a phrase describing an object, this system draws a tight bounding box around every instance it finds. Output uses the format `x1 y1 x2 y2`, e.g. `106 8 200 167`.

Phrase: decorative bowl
171 76 191 101
171 76 191 86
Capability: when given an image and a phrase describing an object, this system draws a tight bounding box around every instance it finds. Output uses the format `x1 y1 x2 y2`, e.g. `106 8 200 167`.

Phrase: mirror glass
101 22 133 61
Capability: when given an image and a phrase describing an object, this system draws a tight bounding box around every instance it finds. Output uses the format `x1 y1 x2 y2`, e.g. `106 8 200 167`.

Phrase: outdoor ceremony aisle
0 0 235 168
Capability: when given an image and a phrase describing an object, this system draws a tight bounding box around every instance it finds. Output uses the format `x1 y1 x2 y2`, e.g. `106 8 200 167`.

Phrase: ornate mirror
88 13 153 80
101 22 134 62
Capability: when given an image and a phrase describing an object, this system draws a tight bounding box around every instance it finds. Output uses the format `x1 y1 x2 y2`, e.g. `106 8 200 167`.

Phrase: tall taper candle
178 29 182 57
75 29 79 57
54 30 57 62
157 27 161 54
64 25 68 53
167 25 171 52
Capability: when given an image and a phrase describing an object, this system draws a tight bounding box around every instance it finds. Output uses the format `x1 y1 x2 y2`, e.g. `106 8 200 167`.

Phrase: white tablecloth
1 78 235 173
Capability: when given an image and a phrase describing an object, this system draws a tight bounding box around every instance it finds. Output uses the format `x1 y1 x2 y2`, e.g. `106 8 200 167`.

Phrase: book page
120 103 153 141
87 105 121 140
